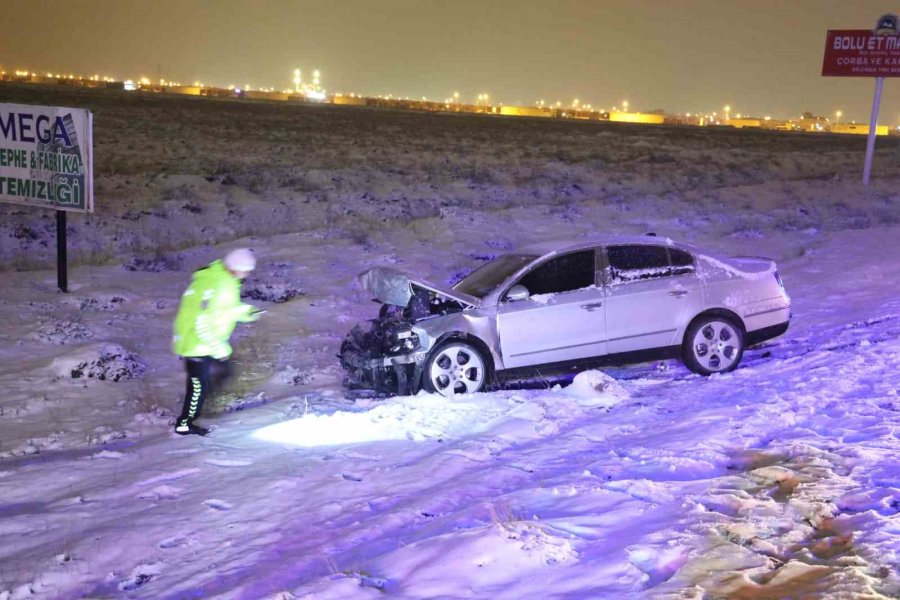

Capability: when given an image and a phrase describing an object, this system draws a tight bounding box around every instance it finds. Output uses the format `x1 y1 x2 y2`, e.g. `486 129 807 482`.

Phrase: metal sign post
863 77 884 185
56 210 68 293
822 14 900 185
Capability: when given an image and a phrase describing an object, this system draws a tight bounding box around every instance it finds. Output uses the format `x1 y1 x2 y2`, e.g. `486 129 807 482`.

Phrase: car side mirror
506 284 530 302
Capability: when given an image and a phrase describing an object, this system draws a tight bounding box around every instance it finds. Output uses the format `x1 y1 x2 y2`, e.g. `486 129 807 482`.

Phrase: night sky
2 0 899 121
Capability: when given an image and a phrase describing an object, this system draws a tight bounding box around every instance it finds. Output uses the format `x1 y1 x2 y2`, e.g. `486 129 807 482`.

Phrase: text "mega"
0 113 74 146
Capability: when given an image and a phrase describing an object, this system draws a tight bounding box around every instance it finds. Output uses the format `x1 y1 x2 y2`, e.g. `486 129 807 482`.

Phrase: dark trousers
177 357 232 426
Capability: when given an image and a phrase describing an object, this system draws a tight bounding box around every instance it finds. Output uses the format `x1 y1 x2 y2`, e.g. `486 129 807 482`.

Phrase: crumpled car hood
358 266 479 308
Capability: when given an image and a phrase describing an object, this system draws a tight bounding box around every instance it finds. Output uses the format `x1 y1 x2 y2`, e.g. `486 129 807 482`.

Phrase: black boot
174 423 209 436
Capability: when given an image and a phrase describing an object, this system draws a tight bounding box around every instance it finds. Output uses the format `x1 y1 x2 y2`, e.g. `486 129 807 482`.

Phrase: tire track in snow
667 329 900 598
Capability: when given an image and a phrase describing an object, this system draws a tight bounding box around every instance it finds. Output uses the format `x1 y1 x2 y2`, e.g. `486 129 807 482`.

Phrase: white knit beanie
223 248 257 272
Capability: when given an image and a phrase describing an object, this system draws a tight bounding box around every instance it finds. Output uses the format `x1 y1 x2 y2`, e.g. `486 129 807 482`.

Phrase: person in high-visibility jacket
172 248 261 435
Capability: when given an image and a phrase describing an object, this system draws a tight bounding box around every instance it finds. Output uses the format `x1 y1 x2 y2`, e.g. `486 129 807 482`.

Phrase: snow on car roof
514 234 678 257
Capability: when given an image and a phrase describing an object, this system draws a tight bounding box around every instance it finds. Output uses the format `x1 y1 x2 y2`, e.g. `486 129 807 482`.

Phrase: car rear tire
682 316 744 375
423 341 488 397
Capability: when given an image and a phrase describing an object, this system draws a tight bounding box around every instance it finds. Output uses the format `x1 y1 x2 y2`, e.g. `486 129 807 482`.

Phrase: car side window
516 250 596 296
607 245 672 282
668 248 695 276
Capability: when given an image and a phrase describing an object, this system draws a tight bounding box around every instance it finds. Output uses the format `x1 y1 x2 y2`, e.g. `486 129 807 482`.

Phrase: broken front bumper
341 350 429 396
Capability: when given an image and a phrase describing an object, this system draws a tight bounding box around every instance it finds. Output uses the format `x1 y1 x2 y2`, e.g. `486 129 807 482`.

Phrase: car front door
497 249 607 369
603 245 705 355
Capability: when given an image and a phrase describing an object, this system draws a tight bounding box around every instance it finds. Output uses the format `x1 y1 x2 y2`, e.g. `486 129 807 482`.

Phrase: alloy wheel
429 343 486 396
691 320 740 372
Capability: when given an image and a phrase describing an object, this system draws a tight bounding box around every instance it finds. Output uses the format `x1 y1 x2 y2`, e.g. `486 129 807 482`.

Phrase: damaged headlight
389 328 421 354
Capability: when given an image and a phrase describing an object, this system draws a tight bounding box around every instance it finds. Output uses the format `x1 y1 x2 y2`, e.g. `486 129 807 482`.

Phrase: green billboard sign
0 102 94 212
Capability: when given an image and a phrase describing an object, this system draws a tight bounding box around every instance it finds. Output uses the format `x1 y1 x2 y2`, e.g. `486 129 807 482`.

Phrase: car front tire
423 341 488 396
682 316 744 375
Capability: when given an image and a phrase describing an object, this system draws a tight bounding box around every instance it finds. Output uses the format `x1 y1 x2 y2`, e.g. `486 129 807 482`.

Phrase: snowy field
1 84 899 599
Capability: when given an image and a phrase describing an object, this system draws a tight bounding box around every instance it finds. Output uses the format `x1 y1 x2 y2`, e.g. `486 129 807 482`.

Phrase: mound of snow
558 370 629 408
49 343 146 382
241 281 305 303
123 254 183 272
29 318 92 345
74 295 129 312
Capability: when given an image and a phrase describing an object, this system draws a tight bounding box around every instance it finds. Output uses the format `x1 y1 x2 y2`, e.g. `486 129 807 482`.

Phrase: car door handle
668 290 690 298
580 302 603 311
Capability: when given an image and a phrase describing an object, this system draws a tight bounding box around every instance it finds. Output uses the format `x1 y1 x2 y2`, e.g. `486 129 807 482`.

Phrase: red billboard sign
823 30 900 76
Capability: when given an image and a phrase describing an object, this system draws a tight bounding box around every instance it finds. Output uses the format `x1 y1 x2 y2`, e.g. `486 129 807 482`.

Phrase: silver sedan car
340 235 791 397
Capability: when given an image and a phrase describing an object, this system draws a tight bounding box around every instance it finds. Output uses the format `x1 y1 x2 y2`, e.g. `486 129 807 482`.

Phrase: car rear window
608 245 690 282
669 248 695 276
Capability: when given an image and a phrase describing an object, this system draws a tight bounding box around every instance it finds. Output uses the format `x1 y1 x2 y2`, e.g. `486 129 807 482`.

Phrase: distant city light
0 62 867 133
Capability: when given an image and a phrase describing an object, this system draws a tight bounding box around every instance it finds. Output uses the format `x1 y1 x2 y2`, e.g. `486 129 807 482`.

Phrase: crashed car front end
339 267 478 395
339 311 431 396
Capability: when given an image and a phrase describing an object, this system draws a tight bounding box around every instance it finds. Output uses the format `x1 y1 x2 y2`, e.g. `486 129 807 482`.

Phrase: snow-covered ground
1 85 899 599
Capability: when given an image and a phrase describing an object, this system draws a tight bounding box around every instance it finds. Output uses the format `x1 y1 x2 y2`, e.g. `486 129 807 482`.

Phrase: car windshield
453 254 538 299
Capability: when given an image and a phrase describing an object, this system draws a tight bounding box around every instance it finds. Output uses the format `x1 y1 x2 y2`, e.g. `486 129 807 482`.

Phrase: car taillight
774 271 785 290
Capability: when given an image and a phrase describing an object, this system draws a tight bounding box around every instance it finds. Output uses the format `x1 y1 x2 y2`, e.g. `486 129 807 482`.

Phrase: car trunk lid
696 253 776 280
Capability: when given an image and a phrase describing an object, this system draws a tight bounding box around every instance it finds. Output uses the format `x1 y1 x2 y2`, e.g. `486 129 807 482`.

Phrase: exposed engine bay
340 284 465 369
339 266 481 395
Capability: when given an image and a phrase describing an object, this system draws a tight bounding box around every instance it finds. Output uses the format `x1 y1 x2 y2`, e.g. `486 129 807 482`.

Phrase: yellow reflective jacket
172 260 256 358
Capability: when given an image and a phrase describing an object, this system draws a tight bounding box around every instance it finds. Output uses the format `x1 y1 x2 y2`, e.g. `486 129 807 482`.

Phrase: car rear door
496 249 608 369
603 245 705 354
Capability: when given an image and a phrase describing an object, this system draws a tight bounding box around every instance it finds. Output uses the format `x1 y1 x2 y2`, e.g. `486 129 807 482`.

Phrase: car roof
514 234 682 257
